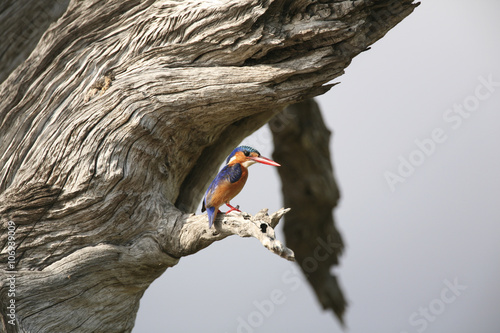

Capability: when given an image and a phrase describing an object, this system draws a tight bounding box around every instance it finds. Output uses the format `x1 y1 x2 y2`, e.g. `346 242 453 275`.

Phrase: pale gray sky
135 1 500 332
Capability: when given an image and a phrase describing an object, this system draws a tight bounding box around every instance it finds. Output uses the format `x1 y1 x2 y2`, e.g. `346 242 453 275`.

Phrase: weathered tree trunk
0 1 418 332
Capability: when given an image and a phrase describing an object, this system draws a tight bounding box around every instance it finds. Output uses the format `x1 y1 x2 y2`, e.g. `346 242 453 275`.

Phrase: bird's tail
206 206 217 228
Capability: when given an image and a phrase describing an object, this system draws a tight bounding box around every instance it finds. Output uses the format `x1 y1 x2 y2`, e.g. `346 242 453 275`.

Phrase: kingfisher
202 146 280 228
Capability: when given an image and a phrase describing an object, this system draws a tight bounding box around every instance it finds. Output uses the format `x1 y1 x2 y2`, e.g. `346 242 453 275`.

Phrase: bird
202 146 280 228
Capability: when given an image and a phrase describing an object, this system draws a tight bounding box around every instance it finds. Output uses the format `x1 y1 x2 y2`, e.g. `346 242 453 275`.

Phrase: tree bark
0 0 70 84
0 0 418 332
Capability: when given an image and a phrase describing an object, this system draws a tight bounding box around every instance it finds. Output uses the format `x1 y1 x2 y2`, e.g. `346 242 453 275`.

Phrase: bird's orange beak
250 156 281 167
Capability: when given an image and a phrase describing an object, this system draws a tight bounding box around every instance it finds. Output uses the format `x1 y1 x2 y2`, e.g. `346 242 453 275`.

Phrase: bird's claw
225 203 241 214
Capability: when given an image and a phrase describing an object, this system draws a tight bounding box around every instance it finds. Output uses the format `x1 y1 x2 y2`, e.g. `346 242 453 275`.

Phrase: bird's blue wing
226 164 242 183
202 164 243 227
203 173 226 227
203 169 227 210
203 164 242 207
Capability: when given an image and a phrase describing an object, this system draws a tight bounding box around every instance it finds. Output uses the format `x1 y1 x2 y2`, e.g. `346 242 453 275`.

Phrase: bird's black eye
244 151 250 156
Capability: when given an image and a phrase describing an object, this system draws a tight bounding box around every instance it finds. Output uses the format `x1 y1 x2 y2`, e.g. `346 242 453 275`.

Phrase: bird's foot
225 203 241 214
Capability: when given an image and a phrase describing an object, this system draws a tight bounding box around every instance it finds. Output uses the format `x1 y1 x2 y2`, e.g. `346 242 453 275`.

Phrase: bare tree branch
271 99 346 323
174 208 294 261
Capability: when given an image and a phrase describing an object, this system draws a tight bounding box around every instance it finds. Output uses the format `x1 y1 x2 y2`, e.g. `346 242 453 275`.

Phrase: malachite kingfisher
202 146 281 228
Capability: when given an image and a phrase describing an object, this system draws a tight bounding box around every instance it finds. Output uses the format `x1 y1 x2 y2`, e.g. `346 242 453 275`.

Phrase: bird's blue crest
226 146 260 164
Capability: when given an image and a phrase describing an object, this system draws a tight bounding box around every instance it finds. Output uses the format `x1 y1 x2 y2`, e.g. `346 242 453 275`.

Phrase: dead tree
0 1 418 332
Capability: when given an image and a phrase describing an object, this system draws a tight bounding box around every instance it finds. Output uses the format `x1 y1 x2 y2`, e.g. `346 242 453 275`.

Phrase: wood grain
0 0 418 331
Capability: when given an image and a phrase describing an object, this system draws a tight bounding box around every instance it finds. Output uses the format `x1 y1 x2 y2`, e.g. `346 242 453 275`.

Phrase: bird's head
226 146 281 168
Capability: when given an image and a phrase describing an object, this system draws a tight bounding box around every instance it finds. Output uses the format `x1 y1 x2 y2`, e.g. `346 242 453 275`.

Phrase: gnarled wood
0 208 290 332
0 0 418 331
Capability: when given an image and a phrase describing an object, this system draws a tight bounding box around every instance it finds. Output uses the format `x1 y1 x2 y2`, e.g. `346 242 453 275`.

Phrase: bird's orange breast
210 167 248 207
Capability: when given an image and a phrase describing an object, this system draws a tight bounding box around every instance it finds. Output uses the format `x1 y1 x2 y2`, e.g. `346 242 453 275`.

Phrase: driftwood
0 0 418 332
